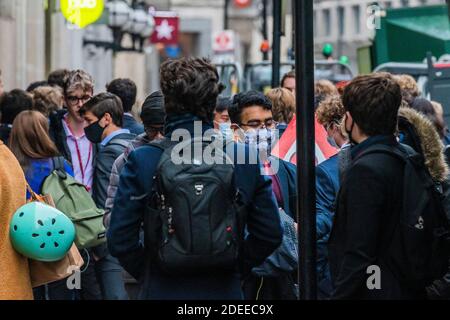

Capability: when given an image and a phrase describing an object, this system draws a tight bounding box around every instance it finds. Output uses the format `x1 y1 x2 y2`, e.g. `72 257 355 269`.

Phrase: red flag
271 115 338 165
150 12 179 45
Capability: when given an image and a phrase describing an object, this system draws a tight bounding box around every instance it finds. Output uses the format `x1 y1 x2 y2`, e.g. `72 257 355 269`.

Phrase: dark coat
107 114 283 300
49 110 72 162
315 154 339 299
123 114 144 136
0 124 11 145
328 135 425 300
92 132 135 210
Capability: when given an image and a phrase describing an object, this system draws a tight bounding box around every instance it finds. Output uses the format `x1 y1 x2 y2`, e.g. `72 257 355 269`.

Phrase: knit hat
141 91 165 125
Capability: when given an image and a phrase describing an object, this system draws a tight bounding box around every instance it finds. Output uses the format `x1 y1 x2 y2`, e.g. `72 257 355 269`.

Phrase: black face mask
345 117 357 145
84 120 106 144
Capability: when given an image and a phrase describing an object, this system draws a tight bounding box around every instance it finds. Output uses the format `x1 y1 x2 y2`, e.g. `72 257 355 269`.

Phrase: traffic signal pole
295 0 317 300
272 0 282 88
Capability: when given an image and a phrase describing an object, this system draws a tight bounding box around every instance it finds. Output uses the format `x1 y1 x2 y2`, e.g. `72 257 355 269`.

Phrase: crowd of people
1 57 450 300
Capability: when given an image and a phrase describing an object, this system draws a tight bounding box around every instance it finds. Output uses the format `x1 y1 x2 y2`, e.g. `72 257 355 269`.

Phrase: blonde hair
315 80 338 98
266 88 296 123
32 86 64 117
316 95 345 127
65 69 94 95
394 74 419 103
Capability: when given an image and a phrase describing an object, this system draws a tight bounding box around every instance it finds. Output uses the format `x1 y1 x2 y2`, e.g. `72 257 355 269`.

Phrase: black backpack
358 143 450 289
145 137 246 275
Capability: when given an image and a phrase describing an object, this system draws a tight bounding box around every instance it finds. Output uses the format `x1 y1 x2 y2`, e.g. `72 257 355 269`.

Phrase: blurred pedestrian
314 80 338 110
315 94 349 299
0 89 33 144
48 69 70 91
281 70 296 95
32 86 64 117
394 74 420 105
26 81 48 93
106 78 143 135
266 87 295 138
9 110 75 300
214 97 231 130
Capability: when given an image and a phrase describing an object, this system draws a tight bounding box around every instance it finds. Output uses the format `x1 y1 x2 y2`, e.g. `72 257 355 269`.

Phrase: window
338 6 345 36
401 0 409 7
353 5 361 34
323 9 331 37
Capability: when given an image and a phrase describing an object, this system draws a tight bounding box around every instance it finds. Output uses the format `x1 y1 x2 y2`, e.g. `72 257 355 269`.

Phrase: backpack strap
52 156 67 180
108 138 131 150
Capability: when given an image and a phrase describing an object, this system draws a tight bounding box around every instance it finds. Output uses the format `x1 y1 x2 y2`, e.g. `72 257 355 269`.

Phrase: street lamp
83 0 155 53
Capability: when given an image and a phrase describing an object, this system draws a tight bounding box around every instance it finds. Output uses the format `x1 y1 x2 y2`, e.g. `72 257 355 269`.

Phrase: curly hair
65 69 94 95
32 86 64 117
316 95 345 126
266 88 295 124
393 74 420 104
160 57 224 122
315 80 338 97
228 90 272 124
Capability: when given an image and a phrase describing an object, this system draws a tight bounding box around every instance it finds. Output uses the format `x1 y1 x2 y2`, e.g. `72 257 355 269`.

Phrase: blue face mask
218 122 233 140
327 135 339 149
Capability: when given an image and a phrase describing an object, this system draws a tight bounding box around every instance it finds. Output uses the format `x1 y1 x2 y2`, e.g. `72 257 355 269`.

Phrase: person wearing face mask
315 95 349 299
78 92 135 301
229 90 299 300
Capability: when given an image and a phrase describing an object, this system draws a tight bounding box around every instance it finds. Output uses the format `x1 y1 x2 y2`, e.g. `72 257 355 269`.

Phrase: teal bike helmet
10 202 75 262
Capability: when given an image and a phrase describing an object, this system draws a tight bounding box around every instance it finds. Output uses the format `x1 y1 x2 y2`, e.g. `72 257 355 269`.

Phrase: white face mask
243 127 277 152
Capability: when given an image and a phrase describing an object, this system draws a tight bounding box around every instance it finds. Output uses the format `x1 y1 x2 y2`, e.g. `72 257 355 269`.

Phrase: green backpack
41 157 106 249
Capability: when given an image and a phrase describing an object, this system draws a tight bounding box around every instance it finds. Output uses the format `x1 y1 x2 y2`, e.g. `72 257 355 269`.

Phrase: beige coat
0 141 33 300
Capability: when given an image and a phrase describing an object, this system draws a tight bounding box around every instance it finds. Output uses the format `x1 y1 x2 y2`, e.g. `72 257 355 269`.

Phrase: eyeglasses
240 119 278 129
66 95 92 106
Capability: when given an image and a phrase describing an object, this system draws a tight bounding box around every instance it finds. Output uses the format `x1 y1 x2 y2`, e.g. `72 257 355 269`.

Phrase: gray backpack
146 137 245 275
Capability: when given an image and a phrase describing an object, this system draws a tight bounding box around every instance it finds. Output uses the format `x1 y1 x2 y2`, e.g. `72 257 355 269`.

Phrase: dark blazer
328 135 424 300
123 114 144 136
107 114 283 300
92 132 135 210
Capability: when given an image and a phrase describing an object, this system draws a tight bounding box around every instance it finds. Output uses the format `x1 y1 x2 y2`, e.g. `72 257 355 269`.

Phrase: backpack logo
415 216 424 230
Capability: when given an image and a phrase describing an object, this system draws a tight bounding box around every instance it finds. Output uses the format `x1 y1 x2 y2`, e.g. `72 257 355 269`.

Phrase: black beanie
141 91 166 125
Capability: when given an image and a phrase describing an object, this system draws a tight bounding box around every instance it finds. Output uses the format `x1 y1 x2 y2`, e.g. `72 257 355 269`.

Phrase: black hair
343 73 402 136
81 92 124 127
228 90 272 124
160 57 225 122
26 81 48 93
0 89 34 124
216 97 232 113
48 69 70 90
106 78 137 113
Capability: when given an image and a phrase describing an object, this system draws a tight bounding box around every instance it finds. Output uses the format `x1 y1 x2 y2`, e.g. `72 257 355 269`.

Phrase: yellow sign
60 0 105 29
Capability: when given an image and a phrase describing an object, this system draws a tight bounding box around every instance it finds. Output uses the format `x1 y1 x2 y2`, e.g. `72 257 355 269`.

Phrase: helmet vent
19 212 24 217
47 232 52 236
40 243 46 249
54 242 59 248
59 230 65 235
52 219 56 225
32 233 39 238
37 220 44 226
13 225 17 231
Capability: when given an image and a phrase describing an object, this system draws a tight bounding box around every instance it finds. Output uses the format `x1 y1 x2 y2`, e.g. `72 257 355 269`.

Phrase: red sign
150 12 179 45
213 30 235 53
271 115 338 165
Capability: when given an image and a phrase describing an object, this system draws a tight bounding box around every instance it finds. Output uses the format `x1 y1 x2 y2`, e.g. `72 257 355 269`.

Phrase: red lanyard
64 117 92 185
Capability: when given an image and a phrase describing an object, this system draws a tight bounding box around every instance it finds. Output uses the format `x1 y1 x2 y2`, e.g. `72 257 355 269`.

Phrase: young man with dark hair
0 89 33 144
106 78 143 135
229 90 298 299
328 72 421 299
79 92 135 301
108 57 282 300
214 97 232 130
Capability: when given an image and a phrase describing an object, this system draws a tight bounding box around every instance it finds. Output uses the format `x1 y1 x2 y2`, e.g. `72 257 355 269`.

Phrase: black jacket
123 114 144 136
49 110 72 162
0 124 11 145
328 135 425 300
92 132 135 210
